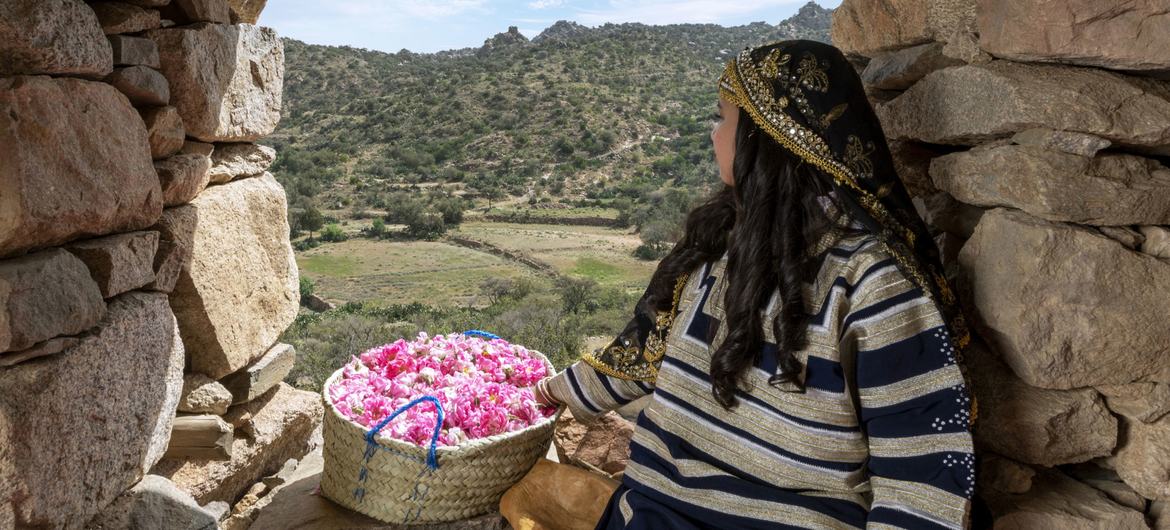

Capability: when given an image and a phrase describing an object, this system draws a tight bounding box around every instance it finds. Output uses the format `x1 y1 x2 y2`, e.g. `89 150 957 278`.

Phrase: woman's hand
533 375 560 407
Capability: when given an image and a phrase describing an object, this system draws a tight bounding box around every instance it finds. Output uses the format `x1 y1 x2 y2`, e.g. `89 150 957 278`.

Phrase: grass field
451 221 655 292
481 205 621 220
296 238 548 307
295 219 657 307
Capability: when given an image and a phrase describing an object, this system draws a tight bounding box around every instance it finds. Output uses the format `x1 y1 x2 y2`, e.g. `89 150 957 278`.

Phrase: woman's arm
537 272 690 422
840 262 976 530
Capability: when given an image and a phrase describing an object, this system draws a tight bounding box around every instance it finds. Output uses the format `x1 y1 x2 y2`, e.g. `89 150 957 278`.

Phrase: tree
320 224 348 242
365 218 387 239
557 276 599 314
298 206 325 240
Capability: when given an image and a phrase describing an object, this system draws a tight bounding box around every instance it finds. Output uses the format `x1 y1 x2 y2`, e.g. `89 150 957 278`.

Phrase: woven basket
320 338 563 524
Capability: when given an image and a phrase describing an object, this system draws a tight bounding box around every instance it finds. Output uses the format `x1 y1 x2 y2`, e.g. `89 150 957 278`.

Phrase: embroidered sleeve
840 263 976 530
542 272 688 422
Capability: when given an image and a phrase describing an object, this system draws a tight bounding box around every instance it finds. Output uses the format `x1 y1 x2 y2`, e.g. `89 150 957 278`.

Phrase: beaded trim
582 272 690 383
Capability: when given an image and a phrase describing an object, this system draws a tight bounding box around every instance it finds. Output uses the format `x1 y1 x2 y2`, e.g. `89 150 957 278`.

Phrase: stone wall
0 0 319 528
832 1 1170 527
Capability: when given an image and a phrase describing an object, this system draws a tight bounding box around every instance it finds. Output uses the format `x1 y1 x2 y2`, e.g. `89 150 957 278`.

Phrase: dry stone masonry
0 0 307 528
833 0 1170 526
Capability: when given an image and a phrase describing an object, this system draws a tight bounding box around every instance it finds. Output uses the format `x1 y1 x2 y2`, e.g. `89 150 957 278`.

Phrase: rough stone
105 65 170 106
958 208 1170 389
1096 382 1170 424
930 144 1170 226
1152 500 1170 530
888 140 939 197
938 25 991 64
830 0 976 56
1097 226 1146 251
221 342 296 404
554 409 635 477
1009 127 1111 158
982 468 1148 528
1140 225 1170 259
141 105 186 159
0 76 161 258
65 230 159 298
165 414 235 460
109 34 160 67
966 340 1117 466
0 336 81 368
0 291 184 528
178 373 233 415
1115 415 1170 500
911 191 983 239
228 0 267 23
86 475 218 530
182 140 215 157
147 23 283 142
209 143 276 184
861 42 963 91
877 61 1170 155
91 1 162 34
980 453 1034 495
0 0 113 77
978 0 1170 72
0 248 105 353
164 0 231 23
146 205 196 294
156 153 212 207
167 173 298 379
246 449 508 530
153 384 322 505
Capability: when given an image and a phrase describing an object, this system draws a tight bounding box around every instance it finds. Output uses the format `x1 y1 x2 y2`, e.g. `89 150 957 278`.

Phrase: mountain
270 2 834 213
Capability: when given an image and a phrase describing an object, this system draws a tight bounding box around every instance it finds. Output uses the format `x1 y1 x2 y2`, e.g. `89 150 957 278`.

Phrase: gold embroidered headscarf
718 39 976 426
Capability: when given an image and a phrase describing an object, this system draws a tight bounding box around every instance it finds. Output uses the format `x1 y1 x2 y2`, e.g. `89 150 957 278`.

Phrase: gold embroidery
760 49 790 80
843 135 875 180
796 53 830 93
820 102 849 130
580 271 690 383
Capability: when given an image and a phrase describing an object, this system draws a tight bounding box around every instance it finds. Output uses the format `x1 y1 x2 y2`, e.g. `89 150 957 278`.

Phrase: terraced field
295 217 657 307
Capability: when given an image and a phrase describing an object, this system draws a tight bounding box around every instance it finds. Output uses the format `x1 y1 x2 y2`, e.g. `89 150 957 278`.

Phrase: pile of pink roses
327 332 557 448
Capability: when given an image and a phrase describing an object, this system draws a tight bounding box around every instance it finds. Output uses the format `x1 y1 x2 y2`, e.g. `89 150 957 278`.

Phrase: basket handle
462 329 501 340
365 395 444 470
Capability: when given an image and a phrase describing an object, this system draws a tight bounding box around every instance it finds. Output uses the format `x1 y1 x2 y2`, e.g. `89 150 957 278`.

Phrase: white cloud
575 0 807 25
528 0 566 8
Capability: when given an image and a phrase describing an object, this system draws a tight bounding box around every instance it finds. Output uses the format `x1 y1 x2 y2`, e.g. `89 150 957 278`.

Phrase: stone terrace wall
833 0 1170 527
0 0 324 528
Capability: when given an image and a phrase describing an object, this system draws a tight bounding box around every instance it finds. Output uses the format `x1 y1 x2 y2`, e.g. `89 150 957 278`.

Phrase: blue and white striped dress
545 230 976 529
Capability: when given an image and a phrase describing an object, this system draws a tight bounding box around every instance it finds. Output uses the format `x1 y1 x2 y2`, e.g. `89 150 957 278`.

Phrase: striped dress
544 230 976 530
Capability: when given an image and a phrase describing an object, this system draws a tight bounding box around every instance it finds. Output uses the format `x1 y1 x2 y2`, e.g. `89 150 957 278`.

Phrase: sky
261 0 842 54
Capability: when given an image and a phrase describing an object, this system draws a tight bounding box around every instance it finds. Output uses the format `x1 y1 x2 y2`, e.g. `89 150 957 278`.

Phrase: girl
522 39 981 530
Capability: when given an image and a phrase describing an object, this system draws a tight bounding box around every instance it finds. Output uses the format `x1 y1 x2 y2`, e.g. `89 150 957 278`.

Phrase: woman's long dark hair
645 106 864 409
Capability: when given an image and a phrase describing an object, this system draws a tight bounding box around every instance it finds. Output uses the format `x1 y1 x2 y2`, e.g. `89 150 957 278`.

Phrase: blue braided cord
462 329 501 340
365 395 444 470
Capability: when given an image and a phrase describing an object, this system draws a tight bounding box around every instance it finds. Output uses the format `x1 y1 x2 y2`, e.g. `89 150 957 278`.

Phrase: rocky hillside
270 2 834 212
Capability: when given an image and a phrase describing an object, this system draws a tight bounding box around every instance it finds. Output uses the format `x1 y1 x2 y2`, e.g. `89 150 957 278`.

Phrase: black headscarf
718 39 976 426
